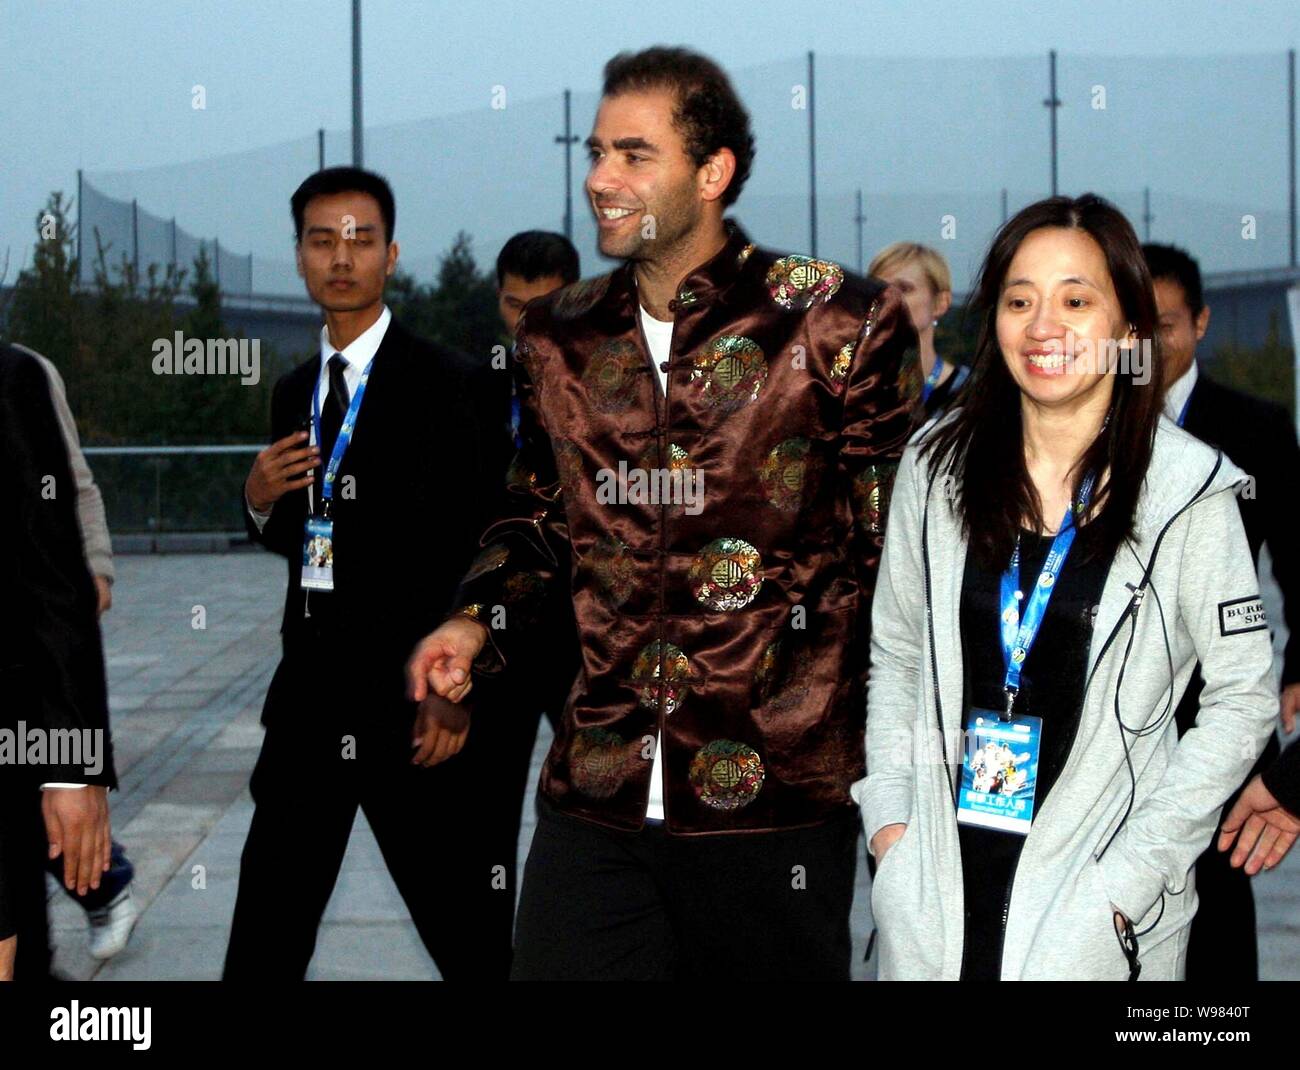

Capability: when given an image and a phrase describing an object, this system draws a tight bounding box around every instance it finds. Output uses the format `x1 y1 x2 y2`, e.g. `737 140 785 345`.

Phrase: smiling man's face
585 88 703 263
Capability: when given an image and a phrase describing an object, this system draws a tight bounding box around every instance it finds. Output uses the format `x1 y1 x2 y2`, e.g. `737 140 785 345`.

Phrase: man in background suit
484 230 583 884
223 167 511 980
0 343 117 980
1145 242 1300 979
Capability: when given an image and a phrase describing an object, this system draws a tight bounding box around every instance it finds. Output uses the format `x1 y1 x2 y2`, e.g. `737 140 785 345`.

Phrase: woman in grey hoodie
853 194 1278 981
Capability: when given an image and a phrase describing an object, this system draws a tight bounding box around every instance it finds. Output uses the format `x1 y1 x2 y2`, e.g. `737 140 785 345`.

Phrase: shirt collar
615 218 757 317
319 304 392 370
673 218 757 307
1163 359 1199 423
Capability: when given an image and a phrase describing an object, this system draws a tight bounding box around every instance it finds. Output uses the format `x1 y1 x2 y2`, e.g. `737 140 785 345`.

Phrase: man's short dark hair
496 231 580 287
1142 242 1204 316
602 46 755 207
291 167 396 244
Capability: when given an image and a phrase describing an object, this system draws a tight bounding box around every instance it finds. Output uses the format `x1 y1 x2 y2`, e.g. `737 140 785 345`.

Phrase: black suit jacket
1262 739 1300 815
246 318 504 727
1183 373 1300 684
0 344 116 787
1175 373 1299 778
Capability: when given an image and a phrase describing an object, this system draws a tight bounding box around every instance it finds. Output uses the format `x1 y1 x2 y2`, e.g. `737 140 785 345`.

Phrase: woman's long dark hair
921 193 1164 567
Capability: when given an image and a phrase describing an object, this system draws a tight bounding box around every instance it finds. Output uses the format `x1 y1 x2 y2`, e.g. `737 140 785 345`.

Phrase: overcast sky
5 0 1299 291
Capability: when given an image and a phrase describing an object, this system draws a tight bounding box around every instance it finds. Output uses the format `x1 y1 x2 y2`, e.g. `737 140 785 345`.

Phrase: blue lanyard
922 357 946 403
1176 394 1191 428
509 381 523 450
311 355 375 507
998 472 1096 718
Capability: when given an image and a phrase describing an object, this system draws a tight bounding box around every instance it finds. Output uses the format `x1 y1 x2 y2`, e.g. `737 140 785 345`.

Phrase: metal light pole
808 51 817 257
854 188 865 273
555 90 579 240
351 0 363 167
1289 48 1296 267
1044 50 1061 197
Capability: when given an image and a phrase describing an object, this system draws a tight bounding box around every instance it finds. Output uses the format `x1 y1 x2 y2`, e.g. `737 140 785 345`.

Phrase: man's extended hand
406 616 489 704
41 786 111 896
411 694 471 767
245 430 320 514
93 575 112 618
1217 774 1300 874
0 935 14 981
1280 682 1300 735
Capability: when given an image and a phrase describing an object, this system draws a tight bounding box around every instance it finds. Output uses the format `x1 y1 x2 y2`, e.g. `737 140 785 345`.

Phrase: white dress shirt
248 305 392 529
638 304 674 821
1163 360 1199 425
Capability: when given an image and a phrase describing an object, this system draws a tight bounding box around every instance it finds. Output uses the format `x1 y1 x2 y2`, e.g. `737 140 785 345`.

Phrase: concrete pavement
47 553 1299 981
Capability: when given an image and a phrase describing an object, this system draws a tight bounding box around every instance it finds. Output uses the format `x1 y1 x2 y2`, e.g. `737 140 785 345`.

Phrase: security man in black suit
223 168 513 980
1145 242 1300 979
0 343 117 980
483 231 583 884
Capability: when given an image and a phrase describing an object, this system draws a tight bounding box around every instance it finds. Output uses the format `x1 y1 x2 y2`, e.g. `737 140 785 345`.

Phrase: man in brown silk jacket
408 46 919 980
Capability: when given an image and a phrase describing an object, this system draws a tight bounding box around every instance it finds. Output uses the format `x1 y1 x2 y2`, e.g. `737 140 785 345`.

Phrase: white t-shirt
638 304 673 820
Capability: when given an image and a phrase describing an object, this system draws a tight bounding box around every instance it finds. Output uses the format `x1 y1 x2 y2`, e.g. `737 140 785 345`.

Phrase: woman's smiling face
996 225 1136 410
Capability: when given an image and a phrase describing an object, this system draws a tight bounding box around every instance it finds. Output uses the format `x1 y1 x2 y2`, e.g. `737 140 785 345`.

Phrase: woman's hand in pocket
871 823 908 862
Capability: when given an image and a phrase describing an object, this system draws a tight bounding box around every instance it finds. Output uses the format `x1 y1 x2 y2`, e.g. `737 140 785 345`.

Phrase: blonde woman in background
869 242 969 420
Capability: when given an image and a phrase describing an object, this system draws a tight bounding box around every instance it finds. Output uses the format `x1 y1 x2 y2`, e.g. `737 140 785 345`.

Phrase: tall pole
131 198 139 288
76 168 83 284
351 0 363 167
1044 49 1061 197
808 51 818 257
554 90 579 240
318 127 325 172
853 188 865 273
1142 186 1152 241
171 218 177 271
1000 187 1008 224
1289 48 1296 267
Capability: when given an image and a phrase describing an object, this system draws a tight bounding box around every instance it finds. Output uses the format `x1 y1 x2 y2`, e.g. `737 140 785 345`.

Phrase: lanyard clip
1002 688 1017 723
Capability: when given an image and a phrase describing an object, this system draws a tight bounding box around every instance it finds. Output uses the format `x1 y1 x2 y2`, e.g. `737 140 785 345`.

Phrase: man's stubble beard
599 183 701 267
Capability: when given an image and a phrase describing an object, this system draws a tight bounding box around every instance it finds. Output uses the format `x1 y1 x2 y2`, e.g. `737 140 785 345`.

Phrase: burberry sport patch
1218 596 1268 636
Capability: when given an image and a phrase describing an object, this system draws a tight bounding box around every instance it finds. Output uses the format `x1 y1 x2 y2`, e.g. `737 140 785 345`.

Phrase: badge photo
302 516 335 591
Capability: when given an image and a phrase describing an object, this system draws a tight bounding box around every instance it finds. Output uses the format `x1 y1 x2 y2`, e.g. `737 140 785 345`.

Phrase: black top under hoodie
957 521 1111 980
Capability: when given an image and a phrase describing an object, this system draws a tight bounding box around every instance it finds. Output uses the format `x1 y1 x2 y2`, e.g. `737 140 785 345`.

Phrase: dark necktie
318 353 350 494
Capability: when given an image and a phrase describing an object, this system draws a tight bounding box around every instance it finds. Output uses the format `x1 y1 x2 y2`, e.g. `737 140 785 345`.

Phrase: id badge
301 515 335 591
956 708 1042 836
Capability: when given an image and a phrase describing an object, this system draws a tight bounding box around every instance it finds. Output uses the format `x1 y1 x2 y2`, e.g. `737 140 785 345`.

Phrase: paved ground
49 553 1299 981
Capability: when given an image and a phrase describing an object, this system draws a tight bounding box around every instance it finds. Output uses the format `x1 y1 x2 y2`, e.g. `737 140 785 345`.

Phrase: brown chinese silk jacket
454 221 920 834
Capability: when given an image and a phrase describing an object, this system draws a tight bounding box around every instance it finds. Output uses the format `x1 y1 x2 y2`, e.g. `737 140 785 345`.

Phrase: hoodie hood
1137 416 1248 534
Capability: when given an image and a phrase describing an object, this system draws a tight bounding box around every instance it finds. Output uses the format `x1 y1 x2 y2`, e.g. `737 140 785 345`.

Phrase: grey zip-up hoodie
852 416 1278 980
